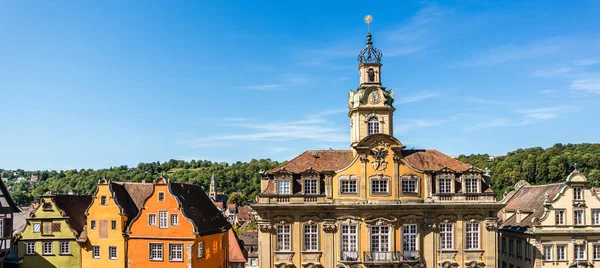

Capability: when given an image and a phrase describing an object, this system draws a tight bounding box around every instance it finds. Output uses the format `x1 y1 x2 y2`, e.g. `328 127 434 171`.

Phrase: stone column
323 221 337 268
484 220 498 268
423 220 438 268
258 222 273 268
393 156 400 199
360 155 368 200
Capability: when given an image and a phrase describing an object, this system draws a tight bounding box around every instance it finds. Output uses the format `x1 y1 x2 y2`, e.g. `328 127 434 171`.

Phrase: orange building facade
126 178 231 268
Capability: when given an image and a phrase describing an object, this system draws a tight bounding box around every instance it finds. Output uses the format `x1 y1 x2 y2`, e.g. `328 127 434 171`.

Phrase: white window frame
197 241 205 258
544 245 553 261
171 214 179 226
465 222 479 249
371 178 389 194
340 176 358 194
169 244 183 262
148 214 157 226
439 223 453 250
370 225 390 260
303 224 318 251
556 210 565 225
593 210 600 225
574 209 584 225
277 179 291 195
276 224 291 251
25 242 35 255
575 244 586 260
42 241 53 255
149 243 164 261
158 191 165 202
574 187 583 200
401 176 418 194
593 244 600 260
439 177 452 194
59 241 70 255
159 211 168 229
92 245 100 259
557 244 566 261
341 225 358 261
109 246 117 260
367 116 380 135
304 179 318 195
465 177 478 193
402 224 418 256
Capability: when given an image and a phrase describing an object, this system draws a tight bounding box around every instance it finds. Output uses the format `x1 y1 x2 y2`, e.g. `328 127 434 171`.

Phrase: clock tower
348 16 395 148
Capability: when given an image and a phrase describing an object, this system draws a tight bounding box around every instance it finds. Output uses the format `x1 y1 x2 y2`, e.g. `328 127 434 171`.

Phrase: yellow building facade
499 170 600 268
253 26 503 268
17 194 91 268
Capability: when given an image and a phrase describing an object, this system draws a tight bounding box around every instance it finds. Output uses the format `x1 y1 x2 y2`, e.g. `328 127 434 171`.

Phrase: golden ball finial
364 15 373 24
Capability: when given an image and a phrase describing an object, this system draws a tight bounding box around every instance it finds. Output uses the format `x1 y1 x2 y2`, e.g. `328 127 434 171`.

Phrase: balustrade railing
340 251 359 261
364 251 401 262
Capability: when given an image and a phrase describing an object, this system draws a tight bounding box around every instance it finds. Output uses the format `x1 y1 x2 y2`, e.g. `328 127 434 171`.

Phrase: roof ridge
523 182 565 188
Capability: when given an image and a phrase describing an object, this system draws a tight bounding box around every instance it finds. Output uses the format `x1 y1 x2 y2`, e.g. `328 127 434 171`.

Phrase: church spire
209 172 216 201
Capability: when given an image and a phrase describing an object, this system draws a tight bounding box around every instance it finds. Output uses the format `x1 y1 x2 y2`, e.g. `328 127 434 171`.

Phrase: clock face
368 91 381 104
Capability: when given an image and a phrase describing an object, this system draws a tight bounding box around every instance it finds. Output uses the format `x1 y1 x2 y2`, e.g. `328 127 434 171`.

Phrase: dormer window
574 187 583 200
401 175 418 194
304 178 318 195
277 179 290 195
367 117 380 135
465 177 479 193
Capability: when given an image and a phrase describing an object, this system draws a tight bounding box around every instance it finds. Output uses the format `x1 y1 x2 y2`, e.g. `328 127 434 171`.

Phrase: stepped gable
53 195 93 234
169 183 231 236
267 150 354 174
500 183 564 230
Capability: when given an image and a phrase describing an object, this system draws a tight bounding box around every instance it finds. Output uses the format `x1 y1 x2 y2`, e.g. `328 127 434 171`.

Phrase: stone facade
252 29 502 268
499 170 600 268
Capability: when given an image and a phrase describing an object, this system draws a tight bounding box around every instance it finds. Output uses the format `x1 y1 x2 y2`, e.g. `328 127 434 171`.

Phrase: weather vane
364 15 373 33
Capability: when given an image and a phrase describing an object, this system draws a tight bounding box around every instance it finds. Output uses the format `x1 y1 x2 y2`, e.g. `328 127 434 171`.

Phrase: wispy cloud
239 74 311 91
457 37 566 67
463 97 518 106
397 91 440 104
466 105 577 130
571 78 600 94
396 115 458 134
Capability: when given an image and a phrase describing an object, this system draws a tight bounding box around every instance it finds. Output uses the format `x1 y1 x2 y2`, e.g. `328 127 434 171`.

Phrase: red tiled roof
228 229 247 263
267 150 354 174
402 149 471 172
213 201 224 210
227 203 237 212
500 183 564 229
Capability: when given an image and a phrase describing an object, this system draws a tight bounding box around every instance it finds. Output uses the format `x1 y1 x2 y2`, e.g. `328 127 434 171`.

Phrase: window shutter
51 222 61 232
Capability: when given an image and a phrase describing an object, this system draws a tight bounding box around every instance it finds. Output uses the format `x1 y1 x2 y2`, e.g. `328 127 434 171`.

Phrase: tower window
367 117 380 135
368 68 375 82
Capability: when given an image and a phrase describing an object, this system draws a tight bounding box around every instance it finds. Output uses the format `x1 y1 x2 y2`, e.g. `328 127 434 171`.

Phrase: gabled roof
499 183 564 231
401 149 472 172
228 229 247 263
110 182 154 227
0 180 19 212
114 182 154 210
13 207 33 237
238 231 257 246
52 195 93 234
168 183 231 236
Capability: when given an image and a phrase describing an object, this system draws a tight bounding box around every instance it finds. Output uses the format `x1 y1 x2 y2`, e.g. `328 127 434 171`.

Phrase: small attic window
158 192 165 202
100 196 107 206
42 203 53 211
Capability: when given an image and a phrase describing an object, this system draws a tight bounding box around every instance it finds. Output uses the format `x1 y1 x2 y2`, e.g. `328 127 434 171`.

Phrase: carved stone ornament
323 223 337 233
424 222 437 230
393 155 401 163
258 224 273 233
360 155 369 163
485 221 498 231
370 148 389 171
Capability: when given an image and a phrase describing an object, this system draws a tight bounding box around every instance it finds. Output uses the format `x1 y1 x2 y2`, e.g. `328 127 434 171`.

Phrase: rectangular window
91 220 96 230
197 241 205 258
277 180 290 195
466 178 478 193
303 224 318 251
525 243 531 260
109 246 117 260
402 178 417 193
509 239 514 256
149 243 163 261
42 221 52 235
0 219 4 237
341 225 358 261
148 214 157 226
109 220 116 230
25 242 35 255
556 210 565 225
158 192 165 202
370 226 390 261
439 223 453 250
574 209 584 225
42 241 52 255
502 237 506 254
593 245 600 260
439 178 452 193
593 210 600 225
171 214 179 226
169 244 183 261
304 179 317 194
59 241 70 255
159 211 168 229
403 224 418 259
92 245 100 258
100 196 107 205
341 180 357 194
575 244 586 260
276 225 291 251
466 222 479 249
557 245 566 261
517 240 522 258
544 245 553 261
371 179 388 194
574 187 583 200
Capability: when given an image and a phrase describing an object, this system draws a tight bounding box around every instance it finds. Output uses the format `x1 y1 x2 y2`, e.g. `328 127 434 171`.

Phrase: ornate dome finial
358 15 382 64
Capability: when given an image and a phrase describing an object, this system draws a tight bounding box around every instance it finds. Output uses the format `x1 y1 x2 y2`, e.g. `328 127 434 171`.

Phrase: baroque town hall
253 20 503 268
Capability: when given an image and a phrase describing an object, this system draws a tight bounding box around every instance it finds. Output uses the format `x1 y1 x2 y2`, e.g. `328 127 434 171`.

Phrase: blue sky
1 1 600 170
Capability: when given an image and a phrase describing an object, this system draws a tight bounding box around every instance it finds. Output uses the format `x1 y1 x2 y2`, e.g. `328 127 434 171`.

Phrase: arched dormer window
367 116 380 135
